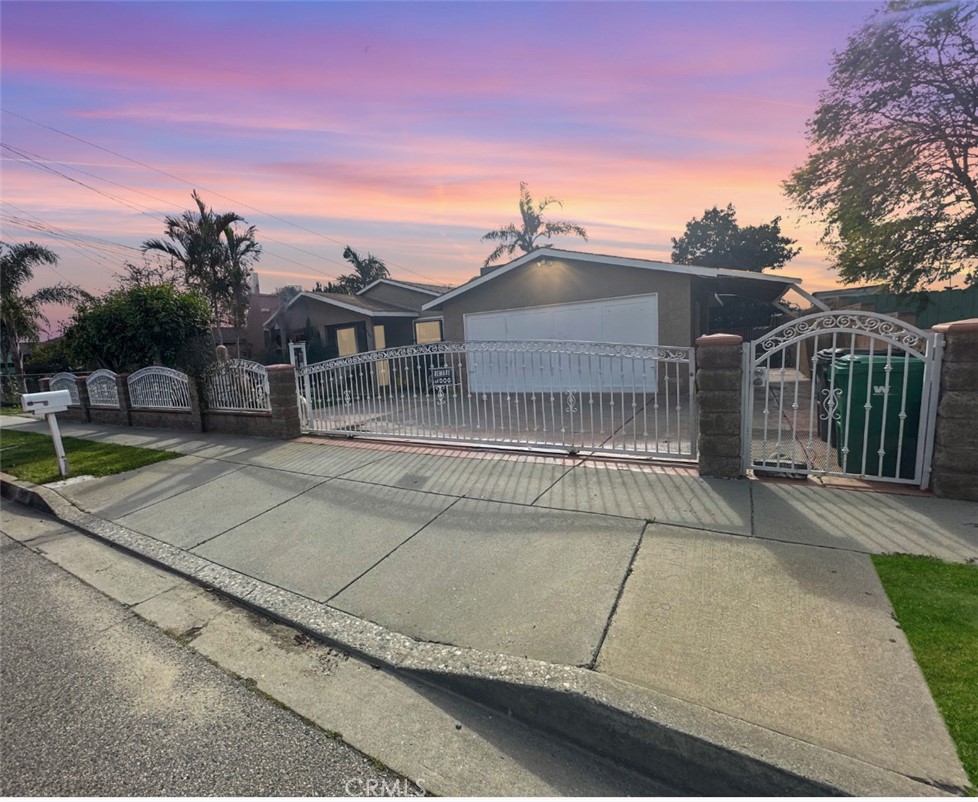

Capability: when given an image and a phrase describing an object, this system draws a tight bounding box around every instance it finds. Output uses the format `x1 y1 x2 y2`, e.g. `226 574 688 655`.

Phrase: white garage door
463 294 658 392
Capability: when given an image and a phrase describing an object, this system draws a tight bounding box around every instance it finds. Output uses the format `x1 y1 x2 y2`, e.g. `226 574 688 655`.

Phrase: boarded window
415 320 443 344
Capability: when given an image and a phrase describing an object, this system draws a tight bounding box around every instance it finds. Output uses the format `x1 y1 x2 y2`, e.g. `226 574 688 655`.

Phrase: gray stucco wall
283 296 372 341
436 257 694 346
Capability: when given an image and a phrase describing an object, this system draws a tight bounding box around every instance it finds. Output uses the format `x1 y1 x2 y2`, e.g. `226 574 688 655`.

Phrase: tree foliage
22 336 74 375
671 204 800 271
114 255 183 289
0 241 88 378
141 191 261 337
67 284 212 373
784 1 978 290
315 246 390 295
481 182 588 266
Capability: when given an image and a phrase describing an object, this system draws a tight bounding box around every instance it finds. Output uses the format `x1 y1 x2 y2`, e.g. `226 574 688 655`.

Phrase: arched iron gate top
752 311 934 363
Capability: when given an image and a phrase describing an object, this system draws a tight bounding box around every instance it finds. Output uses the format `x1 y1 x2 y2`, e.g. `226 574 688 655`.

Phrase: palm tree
481 182 589 266
223 224 262 356
142 191 258 343
333 246 390 294
0 242 88 389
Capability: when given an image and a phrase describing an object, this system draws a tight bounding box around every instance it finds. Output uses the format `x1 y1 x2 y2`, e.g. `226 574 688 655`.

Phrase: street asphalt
2 413 975 792
0 528 412 796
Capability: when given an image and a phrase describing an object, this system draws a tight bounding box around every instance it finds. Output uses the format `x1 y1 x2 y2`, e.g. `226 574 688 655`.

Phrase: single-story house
417 247 826 349
264 278 452 362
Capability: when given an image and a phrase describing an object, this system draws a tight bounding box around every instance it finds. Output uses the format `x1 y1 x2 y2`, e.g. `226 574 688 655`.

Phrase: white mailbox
21 390 73 415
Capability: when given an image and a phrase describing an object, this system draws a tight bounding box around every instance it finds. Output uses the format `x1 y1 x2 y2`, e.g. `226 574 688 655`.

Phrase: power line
2 144 354 273
0 211 119 278
2 146 347 282
1 107 443 283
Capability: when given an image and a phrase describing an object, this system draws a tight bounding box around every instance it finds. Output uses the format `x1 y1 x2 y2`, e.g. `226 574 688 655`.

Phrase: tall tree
223 224 262 356
142 191 260 340
672 205 800 334
784 1 978 291
671 204 800 271
0 241 87 381
481 182 588 266
334 246 390 294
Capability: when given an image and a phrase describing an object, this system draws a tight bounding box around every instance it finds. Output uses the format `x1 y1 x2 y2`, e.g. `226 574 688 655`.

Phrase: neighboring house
419 247 824 349
813 283 978 330
246 291 281 360
264 279 452 362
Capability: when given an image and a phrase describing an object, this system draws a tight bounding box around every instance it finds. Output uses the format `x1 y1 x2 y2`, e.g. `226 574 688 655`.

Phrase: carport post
694 334 745 479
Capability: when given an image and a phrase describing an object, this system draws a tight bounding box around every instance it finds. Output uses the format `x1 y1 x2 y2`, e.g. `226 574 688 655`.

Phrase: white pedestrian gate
296 340 697 459
743 312 943 487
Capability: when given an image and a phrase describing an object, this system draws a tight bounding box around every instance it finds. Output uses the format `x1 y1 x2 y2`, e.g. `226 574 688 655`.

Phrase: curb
2 473 958 797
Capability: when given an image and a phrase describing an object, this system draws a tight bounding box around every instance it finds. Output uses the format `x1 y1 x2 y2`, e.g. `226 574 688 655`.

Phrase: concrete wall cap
696 333 743 346
932 318 978 335
266 364 296 372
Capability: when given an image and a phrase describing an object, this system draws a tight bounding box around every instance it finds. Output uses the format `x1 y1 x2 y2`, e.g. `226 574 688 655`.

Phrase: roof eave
422 247 802 310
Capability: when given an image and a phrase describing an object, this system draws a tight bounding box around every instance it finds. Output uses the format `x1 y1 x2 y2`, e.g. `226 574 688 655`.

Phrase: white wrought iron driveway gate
295 340 697 459
743 311 942 487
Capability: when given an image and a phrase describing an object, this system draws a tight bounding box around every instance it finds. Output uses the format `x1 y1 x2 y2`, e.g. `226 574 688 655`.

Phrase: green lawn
0 406 30 416
0 429 179 484
873 554 978 792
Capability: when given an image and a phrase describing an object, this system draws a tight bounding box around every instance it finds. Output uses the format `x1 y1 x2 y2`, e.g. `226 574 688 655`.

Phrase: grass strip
0 429 179 484
873 553 978 792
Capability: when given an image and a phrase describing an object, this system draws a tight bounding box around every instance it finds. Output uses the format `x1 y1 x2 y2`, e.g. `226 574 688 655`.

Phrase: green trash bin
830 353 926 480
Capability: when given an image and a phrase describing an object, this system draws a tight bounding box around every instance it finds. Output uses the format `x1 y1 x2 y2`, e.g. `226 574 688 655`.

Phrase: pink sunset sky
2 0 878 334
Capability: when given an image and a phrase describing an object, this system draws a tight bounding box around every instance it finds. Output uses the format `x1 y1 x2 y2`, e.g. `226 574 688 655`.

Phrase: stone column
695 334 744 479
267 364 301 439
115 372 133 427
73 373 92 423
187 377 205 433
930 319 978 501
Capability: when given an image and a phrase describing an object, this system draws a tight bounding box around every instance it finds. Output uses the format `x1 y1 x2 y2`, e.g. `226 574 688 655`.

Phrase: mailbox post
20 390 72 477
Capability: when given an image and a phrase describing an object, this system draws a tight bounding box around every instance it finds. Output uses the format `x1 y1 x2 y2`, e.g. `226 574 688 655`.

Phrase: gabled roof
280 291 417 318
422 247 803 311
357 278 454 297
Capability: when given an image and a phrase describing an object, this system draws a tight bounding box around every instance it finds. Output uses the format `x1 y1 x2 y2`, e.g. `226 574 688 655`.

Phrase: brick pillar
187 377 205 433
695 334 744 479
930 319 978 501
116 372 133 426
40 377 51 392
74 373 92 423
267 364 301 439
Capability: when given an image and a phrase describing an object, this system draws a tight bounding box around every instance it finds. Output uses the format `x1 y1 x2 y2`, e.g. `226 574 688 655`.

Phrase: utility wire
2 107 444 283
3 144 352 272
2 146 347 282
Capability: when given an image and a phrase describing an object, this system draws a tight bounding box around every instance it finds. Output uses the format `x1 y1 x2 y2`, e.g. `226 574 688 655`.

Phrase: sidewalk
2 415 974 794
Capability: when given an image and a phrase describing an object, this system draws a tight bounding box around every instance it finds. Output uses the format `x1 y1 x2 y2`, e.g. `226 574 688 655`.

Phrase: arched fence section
296 339 697 459
205 360 271 412
127 366 191 410
86 369 119 408
49 372 80 405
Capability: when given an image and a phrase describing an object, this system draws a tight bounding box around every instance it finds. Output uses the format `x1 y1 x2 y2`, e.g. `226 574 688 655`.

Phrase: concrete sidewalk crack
586 520 649 670
188 477 333 550
325 496 465 602
528 458 584 507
